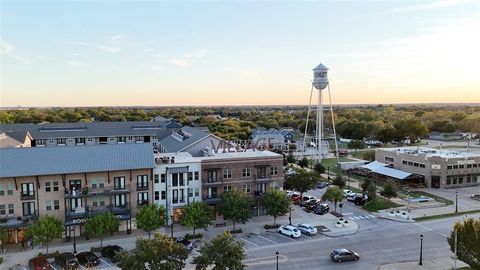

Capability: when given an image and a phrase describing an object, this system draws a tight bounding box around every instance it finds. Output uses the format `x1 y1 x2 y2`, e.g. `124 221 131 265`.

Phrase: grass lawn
363 197 401 212
413 209 480 222
321 157 354 173
407 191 454 205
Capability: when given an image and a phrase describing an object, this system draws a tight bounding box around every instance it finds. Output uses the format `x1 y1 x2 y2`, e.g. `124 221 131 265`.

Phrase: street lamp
276 251 279 270
69 227 77 254
455 191 458 213
419 234 424 265
289 206 292 225
327 166 330 180
347 171 350 189
170 215 174 238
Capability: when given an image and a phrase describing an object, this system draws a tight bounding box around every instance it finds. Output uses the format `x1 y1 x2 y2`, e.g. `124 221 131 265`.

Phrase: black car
314 203 330 215
101 245 124 262
354 194 368 206
174 237 193 251
76 252 100 267
55 252 79 269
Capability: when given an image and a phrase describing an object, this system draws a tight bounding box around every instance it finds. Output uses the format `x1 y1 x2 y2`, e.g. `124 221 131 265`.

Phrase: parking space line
239 237 260 247
50 265 58 270
348 217 355 220
270 233 295 241
257 234 280 244
100 258 111 267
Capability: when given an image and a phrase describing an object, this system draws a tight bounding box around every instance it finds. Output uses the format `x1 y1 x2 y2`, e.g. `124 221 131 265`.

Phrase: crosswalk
346 214 376 220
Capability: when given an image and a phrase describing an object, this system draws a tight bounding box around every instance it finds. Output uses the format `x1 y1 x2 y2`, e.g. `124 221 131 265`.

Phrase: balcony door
69 180 83 211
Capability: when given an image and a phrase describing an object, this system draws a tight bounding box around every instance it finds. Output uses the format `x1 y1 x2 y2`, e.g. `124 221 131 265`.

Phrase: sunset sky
1 0 480 107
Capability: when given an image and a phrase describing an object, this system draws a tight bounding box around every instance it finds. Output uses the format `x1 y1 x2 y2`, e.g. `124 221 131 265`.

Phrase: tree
181 201 211 236
220 190 254 231
375 125 397 145
193 231 245 270
28 216 63 255
262 189 291 226
283 171 318 200
298 157 309 168
331 172 346 189
361 179 372 193
447 218 480 269
367 181 377 201
322 186 344 212
286 153 296 164
85 212 120 248
136 204 167 239
117 233 189 270
380 182 397 199
313 163 326 174
362 150 376 161
348 140 365 153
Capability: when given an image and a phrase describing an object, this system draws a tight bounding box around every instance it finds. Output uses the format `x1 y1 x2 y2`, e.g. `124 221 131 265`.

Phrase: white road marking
368 214 376 218
257 234 280 244
348 217 355 220
50 265 58 270
414 222 448 238
342 213 354 215
359 216 366 219
271 232 296 241
240 237 260 247
100 258 111 267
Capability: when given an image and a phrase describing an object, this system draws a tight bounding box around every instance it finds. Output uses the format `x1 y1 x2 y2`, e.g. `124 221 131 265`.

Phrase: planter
343 220 350 227
335 222 342 228
401 212 409 219
388 211 396 217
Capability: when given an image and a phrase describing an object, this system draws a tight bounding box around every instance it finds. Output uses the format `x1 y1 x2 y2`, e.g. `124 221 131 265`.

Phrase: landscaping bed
184 233 203 240
407 191 453 205
413 209 480 222
363 197 401 212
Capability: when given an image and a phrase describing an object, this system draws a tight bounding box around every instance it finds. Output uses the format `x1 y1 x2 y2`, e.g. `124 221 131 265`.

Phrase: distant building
252 128 294 142
0 131 31 148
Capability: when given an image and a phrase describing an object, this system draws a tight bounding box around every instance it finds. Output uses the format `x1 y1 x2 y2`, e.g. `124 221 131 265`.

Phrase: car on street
55 252 79 269
354 194 368 205
346 193 357 201
343 189 356 197
76 252 100 267
174 237 194 251
305 199 322 211
330 248 360 262
286 190 300 197
277 225 301 238
101 245 124 262
314 203 330 215
300 195 317 206
316 182 329 189
294 223 318 235
28 256 51 270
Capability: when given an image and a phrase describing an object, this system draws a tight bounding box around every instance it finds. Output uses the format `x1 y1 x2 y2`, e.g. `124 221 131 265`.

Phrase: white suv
278 225 301 238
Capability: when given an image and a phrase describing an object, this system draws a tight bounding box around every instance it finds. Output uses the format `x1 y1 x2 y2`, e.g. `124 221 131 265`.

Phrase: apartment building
0 143 155 244
375 147 480 188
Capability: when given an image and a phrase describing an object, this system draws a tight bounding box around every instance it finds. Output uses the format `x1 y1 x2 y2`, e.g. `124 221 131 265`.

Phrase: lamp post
455 191 458 213
276 251 279 270
327 166 330 180
419 234 424 265
454 229 458 270
70 227 77 254
347 171 350 189
289 206 292 225
170 215 174 238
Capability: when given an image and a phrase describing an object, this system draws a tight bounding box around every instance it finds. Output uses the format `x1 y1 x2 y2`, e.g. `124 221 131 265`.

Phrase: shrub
184 233 203 240
264 224 280 229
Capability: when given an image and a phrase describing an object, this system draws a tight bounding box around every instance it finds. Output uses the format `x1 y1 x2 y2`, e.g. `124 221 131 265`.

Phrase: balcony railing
64 188 130 198
203 195 221 203
136 185 149 191
65 205 130 220
20 192 35 200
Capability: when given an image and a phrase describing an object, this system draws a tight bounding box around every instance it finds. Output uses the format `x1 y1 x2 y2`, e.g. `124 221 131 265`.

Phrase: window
194 171 199 180
21 183 35 198
459 177 463 184
257 167 267 179
223 185 232 192
8 204 14 214
207 171 217 182
114 177 125 190
46 200 52 211
413 163 419 167
91 180 97 189
453 165 459 169
447 165 452 170
188 172 193 181
161 174 166 183
137 175 148 189
161 191 166 200
179 189 185 203
270 166 278 175
467 176 471 183
459 165 464 169
45 182 51 192
407 161 413 166
37 139 46 145
22 202 35 216
385 157 394 162
223 169 232 179
87 138 93 142
420 164 426 168
0 205 5 215
0 185 4 196
75 138 85 144
403 160 408 165
172 174 179 187
243 184 251 193
115 194 127 207
48 139 55 144
57 138 66 145
53 181 59 191
137 192 149 206
154 174 159 183
127 136 133 141
155 191 160 201
188 188 193 197
467 164 472 168
447 178 451 185
473 164 478 168
242 168 251 178
179 173 185 186
195 187 199 197
7 184 13 195
453 178 457 184
172 190 178 204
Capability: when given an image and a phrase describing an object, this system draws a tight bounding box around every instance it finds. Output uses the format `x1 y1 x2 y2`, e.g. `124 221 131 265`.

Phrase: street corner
378 257 468 270
318 216 360 237
378 209 415 223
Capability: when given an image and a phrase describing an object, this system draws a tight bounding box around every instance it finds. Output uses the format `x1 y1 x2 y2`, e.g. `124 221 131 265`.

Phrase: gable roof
158 126 211 153
0 143 155 178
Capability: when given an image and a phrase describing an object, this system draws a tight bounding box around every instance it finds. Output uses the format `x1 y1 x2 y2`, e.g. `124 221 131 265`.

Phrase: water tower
302 63 339 163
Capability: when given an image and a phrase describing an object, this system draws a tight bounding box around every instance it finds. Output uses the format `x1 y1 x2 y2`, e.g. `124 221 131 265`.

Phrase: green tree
348 140 365 153
331 172 346 189
361 179 372 193
193 231 245 270
380 182 397 199
362 150 376 161
262 189 291 226
85 212 120 247
28 216 63 255
298 157 309 168
447 218 480 269
181 201 211 237
283 171 318 200
322 186 344 212
286 153 296 164
117 233 189 270
220 190 254 231
375 125 397 145
367 181 377 201
136 204 167 239
313 163 326 174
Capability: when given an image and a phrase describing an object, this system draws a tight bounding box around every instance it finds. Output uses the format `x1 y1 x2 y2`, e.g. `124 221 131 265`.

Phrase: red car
28 256 51 270
291 194 301 204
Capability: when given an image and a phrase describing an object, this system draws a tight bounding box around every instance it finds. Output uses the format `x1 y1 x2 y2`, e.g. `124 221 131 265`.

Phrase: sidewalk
379 257 468 270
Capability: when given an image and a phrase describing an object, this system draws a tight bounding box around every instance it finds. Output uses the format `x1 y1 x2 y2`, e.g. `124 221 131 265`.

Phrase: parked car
28 256 50 270
314 203 330 215
300 195 317 206
286 190 300 197
277 225 301 238
291 194 302 204
174 237 193 251
8 264 29 270
354 194 369 205
294 223 318 235
76 252 100 267
101 245 124 262
305 199 322 211
55 252 79 269
330 248 360 262
343 189 356 197
346 193 357 201
316 182 329 189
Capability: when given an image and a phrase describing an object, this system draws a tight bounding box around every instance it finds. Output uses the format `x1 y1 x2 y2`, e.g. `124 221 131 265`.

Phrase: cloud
0 38 30 64
67 60 87 66
390 0 472 13
170 49 207 67
109 34 126 41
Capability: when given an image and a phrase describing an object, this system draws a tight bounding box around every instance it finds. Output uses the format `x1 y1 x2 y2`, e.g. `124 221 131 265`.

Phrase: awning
166 166 189 174
372 166 413 180
361 161 388 171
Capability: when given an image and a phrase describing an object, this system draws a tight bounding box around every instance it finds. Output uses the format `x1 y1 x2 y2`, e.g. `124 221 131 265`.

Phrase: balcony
136 185 149 191
204 179 222 186
65 205 130 220
64 188 130 198
20 192 35 201
203 195 221 204
255 177 272 183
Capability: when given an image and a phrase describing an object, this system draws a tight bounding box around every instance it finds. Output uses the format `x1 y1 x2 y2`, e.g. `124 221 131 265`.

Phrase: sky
1 0 480 107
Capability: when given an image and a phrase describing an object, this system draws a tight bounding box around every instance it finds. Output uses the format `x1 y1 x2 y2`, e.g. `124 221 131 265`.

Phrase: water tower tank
312 63 329 90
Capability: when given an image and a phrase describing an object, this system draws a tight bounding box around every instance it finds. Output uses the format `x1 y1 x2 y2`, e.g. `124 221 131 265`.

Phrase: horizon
1 1 480 106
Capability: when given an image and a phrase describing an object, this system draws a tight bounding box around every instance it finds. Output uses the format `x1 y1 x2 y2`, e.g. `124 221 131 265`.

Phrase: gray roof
0 121 180 139
0 143 155 178
0 133 23 148
159 126 211 152
361 161 412 180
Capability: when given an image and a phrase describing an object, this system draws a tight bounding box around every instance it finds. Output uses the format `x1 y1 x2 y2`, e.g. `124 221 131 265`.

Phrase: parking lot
237 229 323 249
47 254 119 270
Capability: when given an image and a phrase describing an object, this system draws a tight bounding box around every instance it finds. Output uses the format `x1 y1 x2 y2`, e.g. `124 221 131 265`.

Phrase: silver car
330 249 360 262
294 223 318 235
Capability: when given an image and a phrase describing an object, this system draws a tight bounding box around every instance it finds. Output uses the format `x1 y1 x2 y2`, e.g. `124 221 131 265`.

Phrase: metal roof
313 63 328 71
361 161 412 180
0 143 155 178
361 161 388 171
158 126 211 153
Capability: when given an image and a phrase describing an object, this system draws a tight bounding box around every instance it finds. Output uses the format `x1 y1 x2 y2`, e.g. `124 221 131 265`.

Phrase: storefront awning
166 166 189 174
